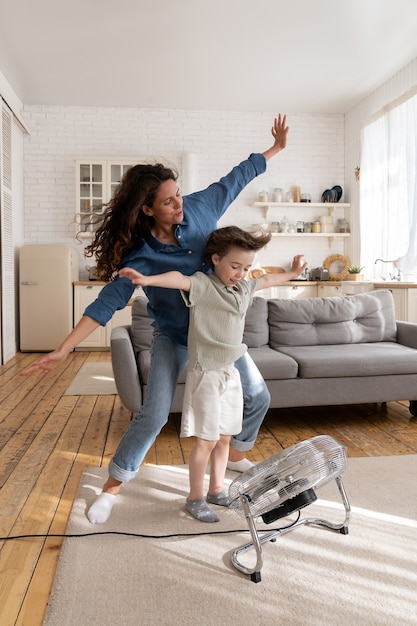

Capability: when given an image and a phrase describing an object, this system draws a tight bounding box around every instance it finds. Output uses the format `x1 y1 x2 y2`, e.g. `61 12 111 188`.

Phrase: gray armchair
110 296 186 414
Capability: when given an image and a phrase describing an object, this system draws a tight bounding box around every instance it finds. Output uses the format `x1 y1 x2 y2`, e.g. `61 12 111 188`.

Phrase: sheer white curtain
360 92 417 279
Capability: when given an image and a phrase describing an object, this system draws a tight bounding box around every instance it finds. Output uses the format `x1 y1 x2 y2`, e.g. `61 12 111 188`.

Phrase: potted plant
347 264 365 281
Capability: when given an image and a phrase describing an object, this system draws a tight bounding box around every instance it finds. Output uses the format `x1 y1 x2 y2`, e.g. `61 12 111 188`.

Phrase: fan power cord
0 513 301 542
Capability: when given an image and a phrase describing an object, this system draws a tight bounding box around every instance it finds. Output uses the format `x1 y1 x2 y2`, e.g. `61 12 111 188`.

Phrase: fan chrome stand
231 475 351 583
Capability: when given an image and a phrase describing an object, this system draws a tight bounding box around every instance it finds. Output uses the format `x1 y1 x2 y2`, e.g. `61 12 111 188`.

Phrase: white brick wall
23 106 345 278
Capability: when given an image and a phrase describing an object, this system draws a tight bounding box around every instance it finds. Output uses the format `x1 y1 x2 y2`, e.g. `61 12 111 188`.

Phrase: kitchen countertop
74 280 417 288
74 280 108 285
281 280 369 286
285 280 417 287
73 281 144 304
373 281 417 288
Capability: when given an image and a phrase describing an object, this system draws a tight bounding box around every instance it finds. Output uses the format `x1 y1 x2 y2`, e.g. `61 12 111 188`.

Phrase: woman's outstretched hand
20 349 70 378
262 114 289 161
20 315 101 378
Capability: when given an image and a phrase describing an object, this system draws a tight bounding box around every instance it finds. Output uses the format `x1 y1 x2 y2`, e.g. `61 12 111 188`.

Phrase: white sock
87 492 117 524
226 458 255 472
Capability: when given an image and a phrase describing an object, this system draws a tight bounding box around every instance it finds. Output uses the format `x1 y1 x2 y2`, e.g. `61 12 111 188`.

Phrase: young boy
119 226 306 522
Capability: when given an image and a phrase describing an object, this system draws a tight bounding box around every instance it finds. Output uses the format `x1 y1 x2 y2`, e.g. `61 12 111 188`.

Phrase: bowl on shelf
250 223 270 232
321 186 343 203
332 185 343 202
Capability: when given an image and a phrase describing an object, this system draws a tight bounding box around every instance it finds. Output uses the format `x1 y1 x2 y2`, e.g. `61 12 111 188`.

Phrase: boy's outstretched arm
118 267 191 291
255 255 307 290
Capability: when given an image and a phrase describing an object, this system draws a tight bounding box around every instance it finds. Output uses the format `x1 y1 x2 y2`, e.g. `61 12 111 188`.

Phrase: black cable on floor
0 513 301 541
1 529 249 540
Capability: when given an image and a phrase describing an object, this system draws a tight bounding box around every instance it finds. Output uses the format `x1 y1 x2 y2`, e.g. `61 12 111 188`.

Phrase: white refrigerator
19 244 79 351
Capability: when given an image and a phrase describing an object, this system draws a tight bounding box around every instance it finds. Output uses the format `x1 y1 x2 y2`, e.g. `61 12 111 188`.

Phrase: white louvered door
0 103 15 364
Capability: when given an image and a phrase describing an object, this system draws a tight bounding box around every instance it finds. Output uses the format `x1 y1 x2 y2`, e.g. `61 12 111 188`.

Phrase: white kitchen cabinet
317 282 375 298
277 285 317 299
74 284 107 348
387 288 408 321
340 281 375 296
317 284 344 298
370 283 417 322
407 288 417 323
258 284 317 300
75 158 141 239
74 283 134 350
75 160 105 238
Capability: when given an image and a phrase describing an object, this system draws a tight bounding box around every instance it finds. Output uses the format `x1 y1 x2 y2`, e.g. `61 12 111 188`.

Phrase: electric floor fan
228 435 351 582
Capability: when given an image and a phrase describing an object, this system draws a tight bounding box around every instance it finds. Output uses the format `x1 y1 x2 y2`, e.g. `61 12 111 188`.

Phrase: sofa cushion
131 296 154 351
138 346 299 384
268 289 397 347
276 342 417 378
248 346 298 380
243 297 269 348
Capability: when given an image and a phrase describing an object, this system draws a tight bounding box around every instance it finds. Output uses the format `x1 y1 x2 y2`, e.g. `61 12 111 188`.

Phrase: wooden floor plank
0 398 93 621
15 395 119 626
154 415 186 466
0 394 81 537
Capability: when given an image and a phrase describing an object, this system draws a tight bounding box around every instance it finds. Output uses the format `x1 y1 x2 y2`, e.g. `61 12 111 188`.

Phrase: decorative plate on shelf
331 185 343 202
321 189 334 202
321 186 343 203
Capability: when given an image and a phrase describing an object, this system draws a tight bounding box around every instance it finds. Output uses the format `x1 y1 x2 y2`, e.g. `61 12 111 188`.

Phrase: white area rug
63 362 117 395
44 456 417 626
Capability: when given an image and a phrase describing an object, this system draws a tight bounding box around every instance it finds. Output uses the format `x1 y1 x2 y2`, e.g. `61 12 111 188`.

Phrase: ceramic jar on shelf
337 218 350 233
273 188 283 202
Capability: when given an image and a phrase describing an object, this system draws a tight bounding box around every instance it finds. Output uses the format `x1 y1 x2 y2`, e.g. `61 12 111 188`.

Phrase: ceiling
1 0 417 115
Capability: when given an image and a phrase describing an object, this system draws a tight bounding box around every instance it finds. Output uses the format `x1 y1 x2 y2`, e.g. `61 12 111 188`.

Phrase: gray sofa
110 289 417 417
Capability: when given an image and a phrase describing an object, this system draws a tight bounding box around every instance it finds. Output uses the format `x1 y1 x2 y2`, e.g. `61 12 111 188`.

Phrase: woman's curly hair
85 163 178 281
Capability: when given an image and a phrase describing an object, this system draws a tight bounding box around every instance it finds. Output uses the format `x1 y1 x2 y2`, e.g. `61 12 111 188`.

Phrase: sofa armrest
110 325 142 414
396 320 417 349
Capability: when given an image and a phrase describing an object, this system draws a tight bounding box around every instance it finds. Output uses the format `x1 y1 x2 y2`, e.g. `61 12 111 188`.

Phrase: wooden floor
1 350 417 625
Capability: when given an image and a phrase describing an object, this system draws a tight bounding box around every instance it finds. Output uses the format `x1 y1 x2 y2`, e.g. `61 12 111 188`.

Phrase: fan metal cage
229 435 347 520
228 435 351 582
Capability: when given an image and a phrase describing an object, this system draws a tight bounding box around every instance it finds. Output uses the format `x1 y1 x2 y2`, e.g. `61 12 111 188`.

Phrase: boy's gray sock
206 491 231 507
185 498 220 523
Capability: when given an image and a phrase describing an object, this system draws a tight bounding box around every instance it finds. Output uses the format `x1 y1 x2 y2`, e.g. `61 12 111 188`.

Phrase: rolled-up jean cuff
108 459 138 483
230 437 254 452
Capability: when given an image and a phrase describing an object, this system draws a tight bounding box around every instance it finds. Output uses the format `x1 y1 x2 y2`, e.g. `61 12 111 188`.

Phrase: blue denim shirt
84 152 266 345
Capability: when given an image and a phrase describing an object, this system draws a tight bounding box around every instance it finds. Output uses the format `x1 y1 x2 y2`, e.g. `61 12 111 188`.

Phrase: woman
22 114 302 524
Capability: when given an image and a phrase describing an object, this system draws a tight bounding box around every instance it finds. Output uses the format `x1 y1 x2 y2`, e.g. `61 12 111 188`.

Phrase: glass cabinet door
109 163 134 198
78 163 104 213
76 161 106 237
76 159 138 238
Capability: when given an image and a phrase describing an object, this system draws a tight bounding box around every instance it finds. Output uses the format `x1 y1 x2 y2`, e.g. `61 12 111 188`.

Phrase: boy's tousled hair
204 226 272 269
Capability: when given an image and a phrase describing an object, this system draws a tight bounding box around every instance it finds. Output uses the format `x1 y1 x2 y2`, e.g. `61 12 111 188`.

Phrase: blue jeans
108 333 270 482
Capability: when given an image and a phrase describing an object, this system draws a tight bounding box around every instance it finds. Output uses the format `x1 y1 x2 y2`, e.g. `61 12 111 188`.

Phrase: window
360 91 417 279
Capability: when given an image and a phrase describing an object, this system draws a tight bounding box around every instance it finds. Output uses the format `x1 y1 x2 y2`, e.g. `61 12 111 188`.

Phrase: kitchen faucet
374 258 401 281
